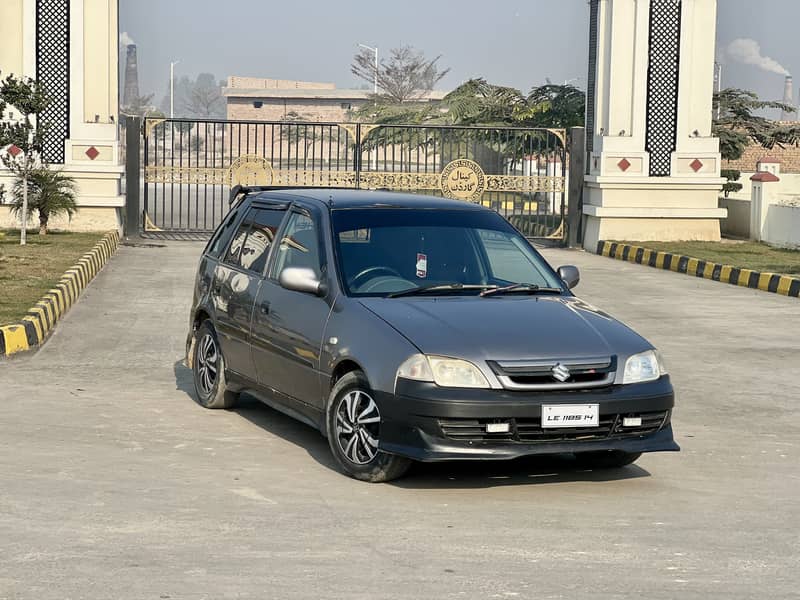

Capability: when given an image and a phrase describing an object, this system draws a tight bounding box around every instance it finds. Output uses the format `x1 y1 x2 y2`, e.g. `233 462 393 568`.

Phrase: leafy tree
713 88 800 161
0 74 53 244
523 84 586 129
353 78 586 130
720 169 743 197
10 168 77 234
351 45 449 104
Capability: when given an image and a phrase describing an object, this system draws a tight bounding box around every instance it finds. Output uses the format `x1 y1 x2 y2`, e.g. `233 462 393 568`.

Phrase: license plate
542 404 599 429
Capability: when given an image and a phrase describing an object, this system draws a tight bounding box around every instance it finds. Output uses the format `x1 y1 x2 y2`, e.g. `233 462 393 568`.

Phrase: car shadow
391 456 650 490
173 360 651 488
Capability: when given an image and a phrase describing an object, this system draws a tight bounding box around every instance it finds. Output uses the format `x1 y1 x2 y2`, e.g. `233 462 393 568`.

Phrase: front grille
439 410 670 444
489 357 617 391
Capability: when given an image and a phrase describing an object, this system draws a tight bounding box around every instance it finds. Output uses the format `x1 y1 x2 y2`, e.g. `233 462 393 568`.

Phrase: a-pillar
582 0 727 251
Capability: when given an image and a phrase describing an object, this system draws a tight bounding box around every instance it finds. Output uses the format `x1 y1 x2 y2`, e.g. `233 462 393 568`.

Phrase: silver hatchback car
187 187 678 482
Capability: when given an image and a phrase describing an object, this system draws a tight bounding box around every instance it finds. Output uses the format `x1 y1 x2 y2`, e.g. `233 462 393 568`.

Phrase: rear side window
206 206 242 258
223 207 286 274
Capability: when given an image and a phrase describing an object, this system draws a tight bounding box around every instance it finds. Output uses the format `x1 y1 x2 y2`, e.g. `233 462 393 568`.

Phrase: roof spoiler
228 184 277 206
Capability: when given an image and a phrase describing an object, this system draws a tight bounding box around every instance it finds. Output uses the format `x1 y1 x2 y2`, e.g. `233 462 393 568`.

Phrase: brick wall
227 97 369 122
227 76 335 90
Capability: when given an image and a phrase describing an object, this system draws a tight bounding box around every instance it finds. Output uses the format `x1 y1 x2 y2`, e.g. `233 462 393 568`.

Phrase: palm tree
11 169 77 235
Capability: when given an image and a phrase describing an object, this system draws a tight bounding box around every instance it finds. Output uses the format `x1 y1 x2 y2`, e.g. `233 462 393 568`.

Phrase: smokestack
123 44 140 108
781 75 796 121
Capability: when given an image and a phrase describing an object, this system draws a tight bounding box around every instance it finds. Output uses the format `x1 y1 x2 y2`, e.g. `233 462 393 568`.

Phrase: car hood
358 295 652 361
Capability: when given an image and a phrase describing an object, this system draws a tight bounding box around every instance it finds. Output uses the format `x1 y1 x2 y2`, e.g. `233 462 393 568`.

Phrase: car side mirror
279 267 326 296
557 265 580 290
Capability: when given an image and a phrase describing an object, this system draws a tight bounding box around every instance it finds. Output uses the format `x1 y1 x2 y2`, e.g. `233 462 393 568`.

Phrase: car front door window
270 212 322 280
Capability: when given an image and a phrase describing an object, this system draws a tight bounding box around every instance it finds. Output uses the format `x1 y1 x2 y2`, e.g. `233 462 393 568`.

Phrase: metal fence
140 117 568 240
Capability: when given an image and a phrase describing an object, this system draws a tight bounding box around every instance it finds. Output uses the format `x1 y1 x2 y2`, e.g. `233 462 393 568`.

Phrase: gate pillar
582 0 726 251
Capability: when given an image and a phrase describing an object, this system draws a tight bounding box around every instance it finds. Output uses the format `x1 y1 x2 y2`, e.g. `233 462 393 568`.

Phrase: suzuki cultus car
187 187 678 482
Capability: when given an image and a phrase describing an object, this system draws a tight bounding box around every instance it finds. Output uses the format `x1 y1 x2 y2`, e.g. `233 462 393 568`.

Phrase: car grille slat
438 411 670 444
489 356 617 391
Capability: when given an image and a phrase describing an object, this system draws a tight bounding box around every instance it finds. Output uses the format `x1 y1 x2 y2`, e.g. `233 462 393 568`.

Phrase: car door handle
259 301 270 315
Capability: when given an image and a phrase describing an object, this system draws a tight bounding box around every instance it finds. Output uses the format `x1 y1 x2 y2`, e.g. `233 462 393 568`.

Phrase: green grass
0 229 107 325
621 240 800 277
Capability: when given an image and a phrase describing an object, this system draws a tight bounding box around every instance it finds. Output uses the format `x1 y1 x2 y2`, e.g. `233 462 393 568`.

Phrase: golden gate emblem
439 159 486 201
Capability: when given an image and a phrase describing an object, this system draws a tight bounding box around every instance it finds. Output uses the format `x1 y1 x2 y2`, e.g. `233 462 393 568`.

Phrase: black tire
326 371 411 483
575 450 642 469
192 321 238 409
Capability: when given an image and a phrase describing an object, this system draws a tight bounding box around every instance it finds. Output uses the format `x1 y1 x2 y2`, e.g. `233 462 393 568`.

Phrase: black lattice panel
645 0 682 177
36 0 70 165
586 0 599 157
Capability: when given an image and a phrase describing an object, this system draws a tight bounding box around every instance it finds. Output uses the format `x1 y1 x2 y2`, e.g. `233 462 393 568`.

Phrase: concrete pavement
0 240 798 599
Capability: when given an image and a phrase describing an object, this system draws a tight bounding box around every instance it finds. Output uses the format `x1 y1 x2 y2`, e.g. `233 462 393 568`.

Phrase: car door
250 207 332 409
212 205 287 382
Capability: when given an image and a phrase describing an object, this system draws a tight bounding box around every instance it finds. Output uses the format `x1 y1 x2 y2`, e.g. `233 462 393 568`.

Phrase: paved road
1 240 798 600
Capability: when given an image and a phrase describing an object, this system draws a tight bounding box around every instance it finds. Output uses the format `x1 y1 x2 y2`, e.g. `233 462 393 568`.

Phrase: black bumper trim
374 377 678 462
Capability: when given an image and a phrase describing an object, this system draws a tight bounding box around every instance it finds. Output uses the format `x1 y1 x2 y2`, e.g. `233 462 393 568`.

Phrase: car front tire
192 321 238 410
326 371 411 483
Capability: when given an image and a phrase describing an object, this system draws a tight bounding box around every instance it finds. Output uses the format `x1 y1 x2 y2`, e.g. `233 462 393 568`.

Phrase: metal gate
141 118 567 241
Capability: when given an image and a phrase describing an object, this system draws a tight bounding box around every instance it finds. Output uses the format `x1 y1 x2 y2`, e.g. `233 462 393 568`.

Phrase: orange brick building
224 76 445 123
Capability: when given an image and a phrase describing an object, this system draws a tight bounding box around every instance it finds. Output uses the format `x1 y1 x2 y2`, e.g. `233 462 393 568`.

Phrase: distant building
723 125 800 176
224 76 446 122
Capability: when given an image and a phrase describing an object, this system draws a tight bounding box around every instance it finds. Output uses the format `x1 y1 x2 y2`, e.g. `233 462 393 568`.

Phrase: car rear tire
575 450 642 469
326 371 411 483
192 321 238 410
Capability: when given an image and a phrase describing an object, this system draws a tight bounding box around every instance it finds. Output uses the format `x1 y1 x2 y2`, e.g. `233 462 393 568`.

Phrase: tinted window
223 219 250 267
239 208 286 273
478 229 549 284
223 207 286 273
270 212 322 279
332 208 562 296
206 206 242 258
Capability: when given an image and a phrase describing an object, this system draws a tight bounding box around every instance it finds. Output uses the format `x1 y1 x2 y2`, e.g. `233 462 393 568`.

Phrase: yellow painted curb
597 241 800 299
0 230 121 358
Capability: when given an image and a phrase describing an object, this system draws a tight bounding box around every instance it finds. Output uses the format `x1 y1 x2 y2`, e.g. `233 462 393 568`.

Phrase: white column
583 0 726 251
749 172 779 242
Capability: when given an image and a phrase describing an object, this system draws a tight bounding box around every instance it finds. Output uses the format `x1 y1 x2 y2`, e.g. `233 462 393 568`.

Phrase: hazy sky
120 0 800 111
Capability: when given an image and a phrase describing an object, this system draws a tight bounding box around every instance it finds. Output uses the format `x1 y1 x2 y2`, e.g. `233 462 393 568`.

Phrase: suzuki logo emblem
552 363 571 382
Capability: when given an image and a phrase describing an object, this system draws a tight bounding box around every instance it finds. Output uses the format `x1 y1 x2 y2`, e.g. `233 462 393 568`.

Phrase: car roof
249 188 489 211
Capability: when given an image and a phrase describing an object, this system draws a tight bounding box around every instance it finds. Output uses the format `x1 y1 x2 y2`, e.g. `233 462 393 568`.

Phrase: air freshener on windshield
416 253 428 278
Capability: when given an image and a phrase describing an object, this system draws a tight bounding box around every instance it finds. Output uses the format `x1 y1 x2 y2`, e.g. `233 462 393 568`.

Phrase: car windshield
332 208 565 297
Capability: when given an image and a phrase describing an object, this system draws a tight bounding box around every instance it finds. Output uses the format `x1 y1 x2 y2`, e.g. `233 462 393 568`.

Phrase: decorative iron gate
142 118 567 241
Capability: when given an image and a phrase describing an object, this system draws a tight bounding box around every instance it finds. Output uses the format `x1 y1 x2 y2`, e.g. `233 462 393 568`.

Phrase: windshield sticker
416 253 428 278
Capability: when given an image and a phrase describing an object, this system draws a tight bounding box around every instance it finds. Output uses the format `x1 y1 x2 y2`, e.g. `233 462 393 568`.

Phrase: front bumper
375 377 679 462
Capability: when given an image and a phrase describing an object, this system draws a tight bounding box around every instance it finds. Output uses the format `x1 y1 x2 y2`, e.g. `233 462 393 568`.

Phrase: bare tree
351 45 449 104
182 73 224 118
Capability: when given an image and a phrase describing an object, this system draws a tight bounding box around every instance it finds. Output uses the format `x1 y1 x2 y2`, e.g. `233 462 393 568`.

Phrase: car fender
321 296 422 399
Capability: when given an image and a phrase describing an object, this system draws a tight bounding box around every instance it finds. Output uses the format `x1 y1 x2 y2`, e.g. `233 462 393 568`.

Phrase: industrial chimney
122 44 140 108
780 75 796 121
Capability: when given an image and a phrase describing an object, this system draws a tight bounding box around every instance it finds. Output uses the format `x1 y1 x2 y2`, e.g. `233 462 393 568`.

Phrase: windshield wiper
388 283 494 298
480 283 563 297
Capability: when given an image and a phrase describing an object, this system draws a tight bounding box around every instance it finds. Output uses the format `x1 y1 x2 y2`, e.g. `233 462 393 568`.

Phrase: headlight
396 354 490 389
623 350 666 384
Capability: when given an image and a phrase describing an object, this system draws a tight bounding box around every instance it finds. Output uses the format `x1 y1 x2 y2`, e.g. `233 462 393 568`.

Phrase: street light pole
358 43 378 94
170 60 180 118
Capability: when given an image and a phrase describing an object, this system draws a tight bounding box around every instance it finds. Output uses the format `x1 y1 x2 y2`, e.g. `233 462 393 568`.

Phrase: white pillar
749 172 779 242
583 0 727 251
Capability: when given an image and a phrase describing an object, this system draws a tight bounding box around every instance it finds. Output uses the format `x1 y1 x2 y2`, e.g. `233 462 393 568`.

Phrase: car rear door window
223 207 287 274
